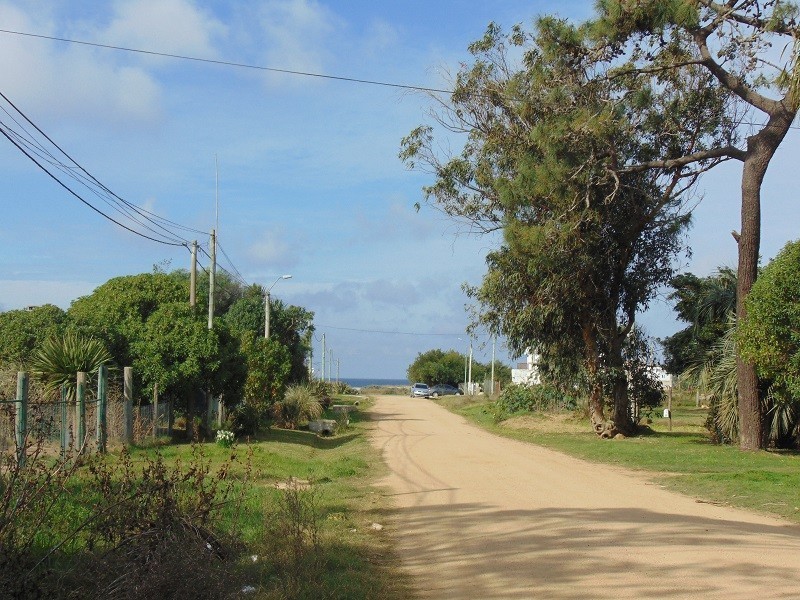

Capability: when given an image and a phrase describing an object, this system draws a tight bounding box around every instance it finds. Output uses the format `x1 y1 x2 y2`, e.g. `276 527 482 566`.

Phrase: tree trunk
737 113 792 450
584 325 617 438
609 339 634 436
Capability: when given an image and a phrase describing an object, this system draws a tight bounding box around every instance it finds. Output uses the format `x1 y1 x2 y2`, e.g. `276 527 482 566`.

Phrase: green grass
437 395 800 523
13 396 412 600
126 396 411 599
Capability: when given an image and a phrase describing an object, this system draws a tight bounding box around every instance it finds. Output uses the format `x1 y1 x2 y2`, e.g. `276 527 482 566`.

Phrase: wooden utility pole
96 365 107 453
76 372 86 454
208 230 216 329
15 371 28 466
190 240 197 308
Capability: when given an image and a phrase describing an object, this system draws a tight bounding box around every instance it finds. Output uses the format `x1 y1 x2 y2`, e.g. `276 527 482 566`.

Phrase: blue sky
1 1 799 379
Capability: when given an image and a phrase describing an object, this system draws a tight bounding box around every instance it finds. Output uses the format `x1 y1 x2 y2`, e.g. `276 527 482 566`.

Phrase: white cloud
0 3 162 125
103 0 226 57
361 18 399 56
258 0 340 87
247 231 296 268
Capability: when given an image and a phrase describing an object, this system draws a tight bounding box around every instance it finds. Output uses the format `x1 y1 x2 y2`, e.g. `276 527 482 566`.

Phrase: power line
0 122 187 246
317 324 479 337
0 28 451 95
0 89 196 246
2 28 799 132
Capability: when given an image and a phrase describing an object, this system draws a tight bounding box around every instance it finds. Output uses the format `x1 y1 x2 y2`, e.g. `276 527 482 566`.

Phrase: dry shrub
264 478 323 596
0 436 249 599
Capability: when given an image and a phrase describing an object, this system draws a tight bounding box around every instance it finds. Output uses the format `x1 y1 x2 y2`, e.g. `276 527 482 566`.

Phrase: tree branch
619 145 745 173
692 29 781 114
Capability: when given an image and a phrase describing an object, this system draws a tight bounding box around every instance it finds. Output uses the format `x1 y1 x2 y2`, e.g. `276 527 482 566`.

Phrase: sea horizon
340 377 408 388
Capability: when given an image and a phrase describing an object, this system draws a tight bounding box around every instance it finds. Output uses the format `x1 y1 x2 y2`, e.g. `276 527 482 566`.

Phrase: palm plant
688 318 739 443
30 332 112 400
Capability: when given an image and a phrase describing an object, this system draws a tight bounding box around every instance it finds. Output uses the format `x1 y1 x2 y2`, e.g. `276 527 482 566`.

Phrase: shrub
496 383 578 415
272 385 322 429
0 438 248 598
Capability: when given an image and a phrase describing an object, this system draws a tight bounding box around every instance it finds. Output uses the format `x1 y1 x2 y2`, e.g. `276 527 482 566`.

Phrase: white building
511 350 541 385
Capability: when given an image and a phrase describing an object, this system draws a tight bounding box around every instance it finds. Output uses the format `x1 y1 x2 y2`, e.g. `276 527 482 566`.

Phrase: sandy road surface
369 395 800 599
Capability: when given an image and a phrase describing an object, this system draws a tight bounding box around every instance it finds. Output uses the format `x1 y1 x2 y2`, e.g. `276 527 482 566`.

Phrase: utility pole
264 275 292 338
208 229 216 329
328 348 333 383
190 240 197 308
336 359 340 383
264 291 271 338
468 343 473 396
321 333 326 382
490 336 496 396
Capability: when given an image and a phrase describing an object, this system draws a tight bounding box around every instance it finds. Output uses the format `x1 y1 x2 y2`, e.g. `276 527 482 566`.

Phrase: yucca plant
30 332 112 400
272 385 322 429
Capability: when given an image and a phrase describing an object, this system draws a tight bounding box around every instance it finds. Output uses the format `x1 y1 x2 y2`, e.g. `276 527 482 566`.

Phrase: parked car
429 384 463 398
410 383 431 398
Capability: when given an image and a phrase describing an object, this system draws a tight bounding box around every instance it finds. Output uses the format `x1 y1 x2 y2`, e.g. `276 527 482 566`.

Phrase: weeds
0 431 250 599
264 478 323 597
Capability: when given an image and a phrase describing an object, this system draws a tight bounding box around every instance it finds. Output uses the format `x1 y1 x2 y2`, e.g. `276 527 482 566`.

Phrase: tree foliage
589 0 800 449
407 349 467 386
402 19 702 435
739 240 800 446
406 348 510 387
0 304 67 367
661 268 737 375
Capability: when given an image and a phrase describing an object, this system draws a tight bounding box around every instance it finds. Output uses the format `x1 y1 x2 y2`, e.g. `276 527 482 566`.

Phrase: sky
1 1 799 380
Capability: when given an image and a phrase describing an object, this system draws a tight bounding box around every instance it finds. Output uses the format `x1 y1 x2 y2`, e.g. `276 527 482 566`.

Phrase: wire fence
1 369 173 459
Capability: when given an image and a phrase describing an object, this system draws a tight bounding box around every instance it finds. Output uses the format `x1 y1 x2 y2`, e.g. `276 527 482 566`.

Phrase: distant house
511 350 541 385
648 365 674 390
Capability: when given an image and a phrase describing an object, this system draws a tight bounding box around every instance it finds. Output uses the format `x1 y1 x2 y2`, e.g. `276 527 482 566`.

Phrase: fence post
76 372 86 455
152 383 159 438
60 384 68 456
15 371 28 466
124 367 133 445
96 365 107 453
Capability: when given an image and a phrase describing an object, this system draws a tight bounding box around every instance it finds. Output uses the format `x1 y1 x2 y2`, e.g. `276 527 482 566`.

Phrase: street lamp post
265 274 292 338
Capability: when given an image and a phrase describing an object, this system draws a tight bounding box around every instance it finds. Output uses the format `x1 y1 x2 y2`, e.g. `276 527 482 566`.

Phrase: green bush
496 383 578 415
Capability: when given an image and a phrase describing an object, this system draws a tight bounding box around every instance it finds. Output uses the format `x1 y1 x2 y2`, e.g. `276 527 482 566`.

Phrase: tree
739 240 800 447
132 302 245 438
590 1 800 448
407 349 468 386
224 285 314 384
662 268 737 375
68 272 186 368
0 304 66 367
402 19 702 436
240 335 292 421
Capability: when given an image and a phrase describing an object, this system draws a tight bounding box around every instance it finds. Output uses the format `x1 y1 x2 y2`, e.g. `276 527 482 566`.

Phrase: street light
265 274 292 338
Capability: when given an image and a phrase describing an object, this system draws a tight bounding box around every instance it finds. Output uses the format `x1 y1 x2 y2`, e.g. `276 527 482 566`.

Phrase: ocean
341 377 408 388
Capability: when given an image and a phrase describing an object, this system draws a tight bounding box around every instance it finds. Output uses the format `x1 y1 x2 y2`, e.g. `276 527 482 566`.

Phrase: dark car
429 384 463 398
410 383 431 398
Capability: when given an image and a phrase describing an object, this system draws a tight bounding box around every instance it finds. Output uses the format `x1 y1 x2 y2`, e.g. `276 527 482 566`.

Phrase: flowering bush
215 429 235 448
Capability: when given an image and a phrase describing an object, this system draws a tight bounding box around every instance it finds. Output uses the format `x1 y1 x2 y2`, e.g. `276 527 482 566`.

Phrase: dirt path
369 395 800 599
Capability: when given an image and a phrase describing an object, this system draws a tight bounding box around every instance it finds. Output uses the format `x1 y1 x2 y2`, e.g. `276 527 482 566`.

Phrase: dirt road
370 395 800 599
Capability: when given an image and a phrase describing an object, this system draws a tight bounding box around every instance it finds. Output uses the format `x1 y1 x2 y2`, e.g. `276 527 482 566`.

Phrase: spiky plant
683 315 738 443
30 332 112 400
272 385 322 429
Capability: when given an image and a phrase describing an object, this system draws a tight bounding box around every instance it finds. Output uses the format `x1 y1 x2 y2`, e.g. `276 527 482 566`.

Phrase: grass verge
436 395 800 524
5 396 411 600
